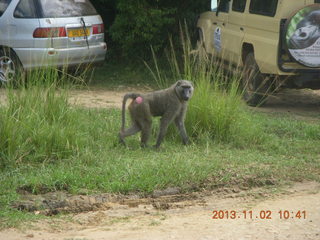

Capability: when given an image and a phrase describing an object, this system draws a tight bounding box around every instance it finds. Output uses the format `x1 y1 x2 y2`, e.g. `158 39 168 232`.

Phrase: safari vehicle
197 0 320 105
0 0 107 84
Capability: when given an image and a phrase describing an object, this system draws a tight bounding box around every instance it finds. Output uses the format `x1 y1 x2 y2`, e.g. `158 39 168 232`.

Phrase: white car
0 0 107 83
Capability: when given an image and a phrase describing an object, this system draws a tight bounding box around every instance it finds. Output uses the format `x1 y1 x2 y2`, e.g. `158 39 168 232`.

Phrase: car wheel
0 48 23 86
242 52 270 106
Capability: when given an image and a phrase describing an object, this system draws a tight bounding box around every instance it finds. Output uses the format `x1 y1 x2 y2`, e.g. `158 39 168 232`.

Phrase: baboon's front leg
154 112 176 148
174 117 189 145
174 106 189 145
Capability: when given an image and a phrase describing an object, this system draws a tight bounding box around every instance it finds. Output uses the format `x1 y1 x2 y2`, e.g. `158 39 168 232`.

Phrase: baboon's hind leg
139 119 152 148
119 123 141 145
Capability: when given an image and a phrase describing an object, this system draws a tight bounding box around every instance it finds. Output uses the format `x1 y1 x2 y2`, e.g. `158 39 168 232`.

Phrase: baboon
119 80 194 148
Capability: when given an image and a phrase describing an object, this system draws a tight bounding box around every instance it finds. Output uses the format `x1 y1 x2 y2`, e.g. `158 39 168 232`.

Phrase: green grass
1 104 320 228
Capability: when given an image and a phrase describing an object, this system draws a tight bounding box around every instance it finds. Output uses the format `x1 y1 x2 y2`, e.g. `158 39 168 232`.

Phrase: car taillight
92 24 104 34
33 27 67 38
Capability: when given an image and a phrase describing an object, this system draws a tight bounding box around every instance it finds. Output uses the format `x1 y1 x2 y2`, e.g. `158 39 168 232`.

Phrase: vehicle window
232 0 246 13
37 0 97 18
0 0 12 17
218 0 230 13
14 0 37 18
211 0 218 11
249 0 278 17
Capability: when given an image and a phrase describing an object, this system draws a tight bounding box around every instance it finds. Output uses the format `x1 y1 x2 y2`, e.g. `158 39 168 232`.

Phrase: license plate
68 28 90 38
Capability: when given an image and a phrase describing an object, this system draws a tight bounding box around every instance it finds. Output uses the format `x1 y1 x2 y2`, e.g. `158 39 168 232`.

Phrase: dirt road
1 182 320 240
68 87 320 121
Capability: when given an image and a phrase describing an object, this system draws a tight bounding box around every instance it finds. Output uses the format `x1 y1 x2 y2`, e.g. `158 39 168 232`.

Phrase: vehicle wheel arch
0 46 24 85
241 43 254 66
0 45 24 68
197 28 204 42
196 28 206 46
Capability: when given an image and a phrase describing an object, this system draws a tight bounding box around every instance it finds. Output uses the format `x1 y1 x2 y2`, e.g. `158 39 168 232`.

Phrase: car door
212 0 230 58
227 0 246 65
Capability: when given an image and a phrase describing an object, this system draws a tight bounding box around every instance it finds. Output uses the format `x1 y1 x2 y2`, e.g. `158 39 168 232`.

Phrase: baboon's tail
121 93 140 131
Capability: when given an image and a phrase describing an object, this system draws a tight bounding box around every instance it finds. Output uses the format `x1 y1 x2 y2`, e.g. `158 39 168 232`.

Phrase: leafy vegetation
90 0 209 58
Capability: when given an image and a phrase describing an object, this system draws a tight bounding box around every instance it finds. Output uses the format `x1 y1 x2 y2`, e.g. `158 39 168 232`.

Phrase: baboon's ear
176 80 182 86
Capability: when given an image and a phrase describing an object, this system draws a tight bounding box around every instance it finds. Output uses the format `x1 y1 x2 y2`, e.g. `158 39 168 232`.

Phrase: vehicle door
212 0 230 58
226 0 246 65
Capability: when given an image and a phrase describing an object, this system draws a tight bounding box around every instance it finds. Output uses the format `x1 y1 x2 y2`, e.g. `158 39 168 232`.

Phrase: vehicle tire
242 52 270 106
0 48 23 86
285 4 320 68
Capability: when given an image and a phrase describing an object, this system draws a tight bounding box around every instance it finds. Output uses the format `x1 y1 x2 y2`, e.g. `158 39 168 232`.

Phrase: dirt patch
70 88 320 123
12 187 188 216
2 182 320 240
255 88 320 122
68 86 151 109
1 87 320 118
0 86 151 109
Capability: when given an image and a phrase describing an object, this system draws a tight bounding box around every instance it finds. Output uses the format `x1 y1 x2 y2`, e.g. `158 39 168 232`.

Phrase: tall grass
0 68 83 168
146 28 263 145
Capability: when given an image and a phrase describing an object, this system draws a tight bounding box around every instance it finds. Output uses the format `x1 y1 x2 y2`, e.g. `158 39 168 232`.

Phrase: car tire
242 52 270 106
0 48 23 86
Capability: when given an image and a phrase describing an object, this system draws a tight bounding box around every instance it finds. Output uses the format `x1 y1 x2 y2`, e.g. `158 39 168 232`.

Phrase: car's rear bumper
14 42 107 69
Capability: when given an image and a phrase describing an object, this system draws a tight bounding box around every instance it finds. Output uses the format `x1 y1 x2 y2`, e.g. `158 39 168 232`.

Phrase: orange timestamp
212 210 307 220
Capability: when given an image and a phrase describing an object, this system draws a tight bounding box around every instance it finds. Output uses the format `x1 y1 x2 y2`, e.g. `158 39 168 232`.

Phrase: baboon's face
176 80 194 101
181 86 193 101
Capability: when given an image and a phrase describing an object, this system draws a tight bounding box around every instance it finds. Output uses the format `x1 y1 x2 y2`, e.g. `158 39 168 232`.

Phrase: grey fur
119 80 194 148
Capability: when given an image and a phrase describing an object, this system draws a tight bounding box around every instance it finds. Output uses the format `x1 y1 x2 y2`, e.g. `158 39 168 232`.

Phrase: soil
1 182 320 240
254 88 320 122
1 87 320 239
69 87 320 122
68 86 150 109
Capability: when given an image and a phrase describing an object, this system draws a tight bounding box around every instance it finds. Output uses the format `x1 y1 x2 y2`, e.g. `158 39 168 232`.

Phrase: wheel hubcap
0 56 15 83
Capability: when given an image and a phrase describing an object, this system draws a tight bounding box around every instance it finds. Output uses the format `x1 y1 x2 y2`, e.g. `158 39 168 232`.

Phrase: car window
218 0 230 13
232 0 246 13
14 0 37 18
37 0 97 18
249 0 278 17
0 0 12 17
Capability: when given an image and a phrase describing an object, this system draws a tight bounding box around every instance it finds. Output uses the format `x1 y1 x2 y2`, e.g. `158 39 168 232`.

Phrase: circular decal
285 4 320 68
